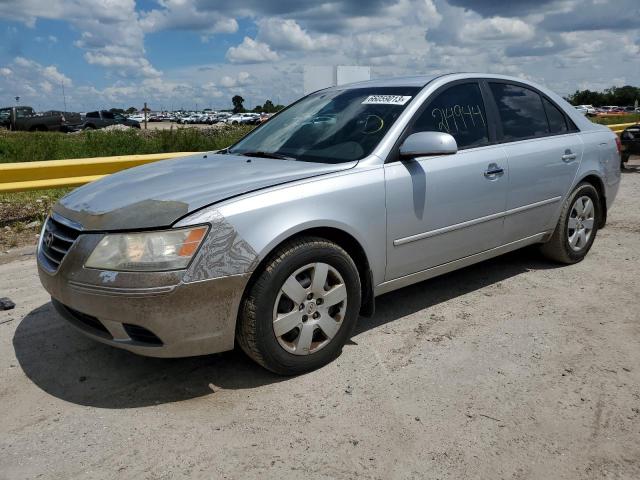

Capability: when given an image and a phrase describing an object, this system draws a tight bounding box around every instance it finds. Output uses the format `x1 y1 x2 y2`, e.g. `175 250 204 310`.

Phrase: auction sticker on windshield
362 95 412 105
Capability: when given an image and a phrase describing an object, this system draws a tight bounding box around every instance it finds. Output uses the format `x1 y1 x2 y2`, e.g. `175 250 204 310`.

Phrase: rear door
487 82 583 241
384 81 508 280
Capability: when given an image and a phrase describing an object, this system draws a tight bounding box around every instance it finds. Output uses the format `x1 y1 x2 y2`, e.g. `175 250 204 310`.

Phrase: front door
384 82 508 281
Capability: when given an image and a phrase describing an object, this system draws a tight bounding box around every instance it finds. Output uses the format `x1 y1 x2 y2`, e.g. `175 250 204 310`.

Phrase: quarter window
411 83 489 149
489 83 549 141
543 97 568 134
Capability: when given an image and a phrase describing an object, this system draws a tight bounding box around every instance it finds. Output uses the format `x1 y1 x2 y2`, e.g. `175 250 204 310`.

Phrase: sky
0 0 638 112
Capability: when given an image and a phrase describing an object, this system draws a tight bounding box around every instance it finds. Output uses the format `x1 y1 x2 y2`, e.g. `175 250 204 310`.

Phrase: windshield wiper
238 151 296 161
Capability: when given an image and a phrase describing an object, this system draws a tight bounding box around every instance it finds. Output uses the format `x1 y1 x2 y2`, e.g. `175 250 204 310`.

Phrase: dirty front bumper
37 230 250 358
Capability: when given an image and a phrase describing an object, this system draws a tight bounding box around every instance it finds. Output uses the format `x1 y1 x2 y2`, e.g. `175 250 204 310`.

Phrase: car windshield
228 86 420 163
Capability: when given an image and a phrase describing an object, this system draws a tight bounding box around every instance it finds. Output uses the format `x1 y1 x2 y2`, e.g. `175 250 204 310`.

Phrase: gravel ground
0 159 639 480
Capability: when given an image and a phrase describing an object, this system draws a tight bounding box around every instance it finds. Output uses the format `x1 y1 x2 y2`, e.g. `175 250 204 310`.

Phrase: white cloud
226 37 280 64
0 0 637 111
0 0 160 79
0 57 72 109
218 71 253 88
139 0 238 37
461 17 535 42
256 18 339 51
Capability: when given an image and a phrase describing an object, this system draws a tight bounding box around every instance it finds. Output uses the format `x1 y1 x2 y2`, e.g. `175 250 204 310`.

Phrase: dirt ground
0 160 639 480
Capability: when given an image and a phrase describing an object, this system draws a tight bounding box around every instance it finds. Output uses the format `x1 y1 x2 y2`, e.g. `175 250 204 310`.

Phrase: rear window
543 97 568 134
490 83 548 141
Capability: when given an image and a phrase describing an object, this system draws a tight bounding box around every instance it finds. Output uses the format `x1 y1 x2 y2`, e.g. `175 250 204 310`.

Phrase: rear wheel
540 182 600 264
237 237 361 375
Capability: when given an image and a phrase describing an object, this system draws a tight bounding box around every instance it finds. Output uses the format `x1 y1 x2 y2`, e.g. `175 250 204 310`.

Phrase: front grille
123 324 163 346
39 214 82 271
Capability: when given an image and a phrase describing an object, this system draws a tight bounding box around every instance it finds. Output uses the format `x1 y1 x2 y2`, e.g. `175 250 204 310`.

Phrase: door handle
484 166 504 177
562 150 577 162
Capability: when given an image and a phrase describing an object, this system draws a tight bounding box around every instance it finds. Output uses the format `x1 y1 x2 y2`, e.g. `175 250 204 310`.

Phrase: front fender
177 165 387 286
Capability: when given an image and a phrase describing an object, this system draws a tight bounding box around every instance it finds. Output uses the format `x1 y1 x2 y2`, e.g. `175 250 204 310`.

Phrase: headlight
85 226 208 272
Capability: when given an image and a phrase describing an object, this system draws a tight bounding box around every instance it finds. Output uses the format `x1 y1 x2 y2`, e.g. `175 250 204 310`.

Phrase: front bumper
37 231 250 358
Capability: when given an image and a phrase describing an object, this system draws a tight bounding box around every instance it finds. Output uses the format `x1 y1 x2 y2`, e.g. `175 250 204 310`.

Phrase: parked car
0 106 81 132
620 124 640 166
226 113 259 125
576 104 596 116
128 114 146 123
83 110 141 130
37 73 621 375
575 106 588 115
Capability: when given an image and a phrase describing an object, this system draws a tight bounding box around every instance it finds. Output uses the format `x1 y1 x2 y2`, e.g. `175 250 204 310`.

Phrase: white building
303 66 371 95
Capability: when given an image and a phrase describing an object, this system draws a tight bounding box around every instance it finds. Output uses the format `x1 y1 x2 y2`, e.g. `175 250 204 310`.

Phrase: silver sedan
37 73 621 375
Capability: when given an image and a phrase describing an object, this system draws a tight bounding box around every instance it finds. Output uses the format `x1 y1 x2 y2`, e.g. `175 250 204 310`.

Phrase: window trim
384 79 497 164
484 79 579 145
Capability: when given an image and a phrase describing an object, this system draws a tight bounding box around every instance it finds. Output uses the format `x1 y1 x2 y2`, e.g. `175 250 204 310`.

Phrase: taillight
615 136 622 154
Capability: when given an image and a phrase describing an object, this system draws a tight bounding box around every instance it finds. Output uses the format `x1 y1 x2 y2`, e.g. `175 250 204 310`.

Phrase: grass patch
0 188 70 250
0 125 252 246
590 114 640 125
0 125 252 163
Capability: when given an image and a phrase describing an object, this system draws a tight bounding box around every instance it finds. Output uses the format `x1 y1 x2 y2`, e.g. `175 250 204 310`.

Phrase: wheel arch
244 225 376 318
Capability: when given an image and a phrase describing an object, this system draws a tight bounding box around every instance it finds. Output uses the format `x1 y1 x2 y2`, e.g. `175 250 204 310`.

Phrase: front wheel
236 237 361 375
540 182 600 264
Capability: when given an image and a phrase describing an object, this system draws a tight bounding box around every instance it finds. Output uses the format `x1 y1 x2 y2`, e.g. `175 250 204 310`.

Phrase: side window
15 107 33 118
101 111 115 119
542 97 568 134
86 111 99 118
489 83 549 141
411 82 489 149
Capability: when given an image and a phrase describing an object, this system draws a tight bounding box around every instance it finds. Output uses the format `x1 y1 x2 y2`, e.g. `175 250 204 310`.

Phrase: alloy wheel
567 195 595 251
272 262 348 355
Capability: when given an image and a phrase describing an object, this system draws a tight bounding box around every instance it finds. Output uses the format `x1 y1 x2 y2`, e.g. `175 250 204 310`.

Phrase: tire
236 237 361 375
621 152 630 168
540 182 600 264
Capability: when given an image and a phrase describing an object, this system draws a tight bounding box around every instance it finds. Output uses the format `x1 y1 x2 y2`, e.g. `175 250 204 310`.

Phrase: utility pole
61 80 67 112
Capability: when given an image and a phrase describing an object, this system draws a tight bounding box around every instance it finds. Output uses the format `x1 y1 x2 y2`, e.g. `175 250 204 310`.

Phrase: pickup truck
0 106 82 132
82 110 141 130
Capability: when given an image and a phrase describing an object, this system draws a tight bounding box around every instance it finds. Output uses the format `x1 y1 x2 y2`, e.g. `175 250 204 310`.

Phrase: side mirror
399 131 458 158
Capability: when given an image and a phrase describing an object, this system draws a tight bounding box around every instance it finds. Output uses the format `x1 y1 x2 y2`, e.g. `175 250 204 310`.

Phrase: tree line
232 95 285 114
566 85 640 107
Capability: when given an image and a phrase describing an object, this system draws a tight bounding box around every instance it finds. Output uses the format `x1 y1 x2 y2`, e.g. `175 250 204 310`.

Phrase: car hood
54 153 356 231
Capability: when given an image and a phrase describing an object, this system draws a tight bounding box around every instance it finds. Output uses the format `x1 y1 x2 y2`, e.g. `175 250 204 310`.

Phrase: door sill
375 232 549 296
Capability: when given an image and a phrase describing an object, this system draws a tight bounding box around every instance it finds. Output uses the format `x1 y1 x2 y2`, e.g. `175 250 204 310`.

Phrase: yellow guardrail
607 122 638 134
0 152 200 193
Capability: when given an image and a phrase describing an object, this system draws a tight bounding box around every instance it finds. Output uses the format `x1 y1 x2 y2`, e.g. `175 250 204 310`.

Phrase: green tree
567 85 640 107
126 106 137 114
252 99 282 113
232 95 245 113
